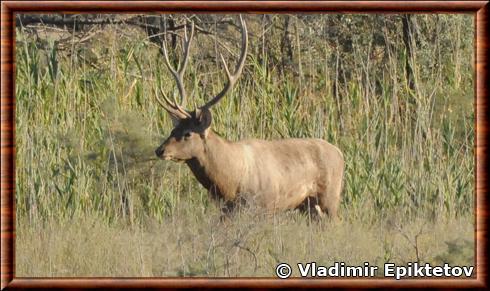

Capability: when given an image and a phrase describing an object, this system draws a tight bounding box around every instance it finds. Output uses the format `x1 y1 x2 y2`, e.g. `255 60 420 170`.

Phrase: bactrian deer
154 16 344 219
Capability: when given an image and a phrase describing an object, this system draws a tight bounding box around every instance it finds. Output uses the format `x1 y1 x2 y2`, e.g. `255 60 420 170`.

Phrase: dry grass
16 200 473 277
15 14 475 277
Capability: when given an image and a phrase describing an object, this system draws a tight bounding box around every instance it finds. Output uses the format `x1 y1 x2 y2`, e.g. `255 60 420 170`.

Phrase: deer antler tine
200 15 248 110
165 90 192 119
157 87 177 111
160 40 173 74
164 88 191 118
154 87 188 119
170 89 180 106
176 22 194 105
179 22 194 79
157 19 194 119
236 15 248 76
154 87 168 109
183 20 188 41
159 86 177 108
219 53 232 81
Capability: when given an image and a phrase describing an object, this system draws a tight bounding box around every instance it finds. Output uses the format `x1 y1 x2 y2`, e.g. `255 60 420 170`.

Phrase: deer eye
184 132 192 139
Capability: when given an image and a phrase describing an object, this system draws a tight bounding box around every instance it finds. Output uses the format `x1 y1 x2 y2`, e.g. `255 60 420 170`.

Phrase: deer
154 16 344 220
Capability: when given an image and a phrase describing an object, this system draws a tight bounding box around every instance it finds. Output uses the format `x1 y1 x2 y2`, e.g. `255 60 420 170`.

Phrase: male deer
154 16 344 219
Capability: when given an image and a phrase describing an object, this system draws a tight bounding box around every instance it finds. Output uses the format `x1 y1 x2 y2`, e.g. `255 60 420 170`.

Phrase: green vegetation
15 14 474 277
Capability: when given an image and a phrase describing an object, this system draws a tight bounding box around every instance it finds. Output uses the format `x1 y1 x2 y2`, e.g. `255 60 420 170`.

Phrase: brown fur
154 17 343 218
155 118 344 218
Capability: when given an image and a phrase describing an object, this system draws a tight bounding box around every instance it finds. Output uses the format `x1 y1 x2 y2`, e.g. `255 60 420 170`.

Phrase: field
15 14 474 277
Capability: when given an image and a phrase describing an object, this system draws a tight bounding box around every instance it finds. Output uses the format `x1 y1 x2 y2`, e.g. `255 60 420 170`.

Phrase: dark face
155 109 212 162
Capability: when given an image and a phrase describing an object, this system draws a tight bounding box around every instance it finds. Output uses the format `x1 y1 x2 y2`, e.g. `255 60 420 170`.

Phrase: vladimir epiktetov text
275 262 474 279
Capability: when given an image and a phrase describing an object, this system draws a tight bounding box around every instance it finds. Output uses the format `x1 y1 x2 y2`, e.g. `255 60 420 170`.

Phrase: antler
200 15 248 110
156 20 194 119
156 16 248 118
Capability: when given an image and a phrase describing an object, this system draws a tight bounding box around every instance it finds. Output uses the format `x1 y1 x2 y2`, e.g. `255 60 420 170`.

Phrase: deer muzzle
155 146 181 162
155 146 165 158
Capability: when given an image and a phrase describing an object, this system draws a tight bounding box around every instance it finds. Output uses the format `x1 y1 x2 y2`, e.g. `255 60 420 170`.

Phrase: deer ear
195 108 212 132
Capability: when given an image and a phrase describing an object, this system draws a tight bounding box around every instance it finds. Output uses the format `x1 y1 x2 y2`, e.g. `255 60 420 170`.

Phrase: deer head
155 16 248 162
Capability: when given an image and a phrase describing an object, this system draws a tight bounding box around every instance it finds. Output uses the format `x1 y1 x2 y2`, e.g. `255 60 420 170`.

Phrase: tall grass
15 14 475 276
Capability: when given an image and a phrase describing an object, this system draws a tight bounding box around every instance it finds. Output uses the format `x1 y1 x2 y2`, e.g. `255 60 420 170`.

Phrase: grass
15 14 475 277
17 205 473 277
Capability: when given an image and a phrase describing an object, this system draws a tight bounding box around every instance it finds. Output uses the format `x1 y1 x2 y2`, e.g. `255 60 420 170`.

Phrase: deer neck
185 131 242 200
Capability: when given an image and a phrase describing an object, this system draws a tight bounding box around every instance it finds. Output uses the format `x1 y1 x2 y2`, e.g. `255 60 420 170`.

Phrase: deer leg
218 200 237 222
314 205 326 218
296 196 326 222
317 179 342 220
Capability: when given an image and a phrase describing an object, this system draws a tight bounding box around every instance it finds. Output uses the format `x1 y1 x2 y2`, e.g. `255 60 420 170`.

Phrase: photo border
1 1 488 289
